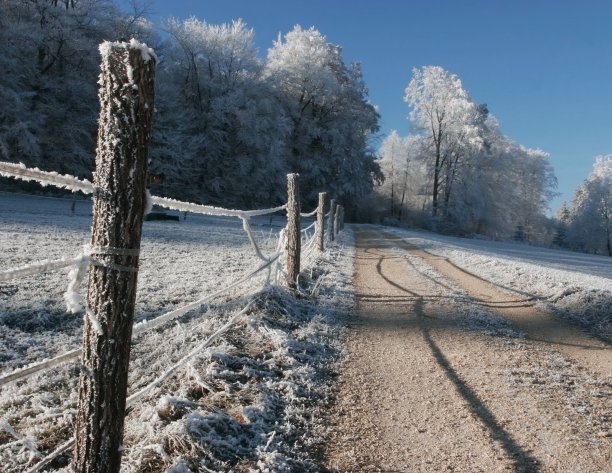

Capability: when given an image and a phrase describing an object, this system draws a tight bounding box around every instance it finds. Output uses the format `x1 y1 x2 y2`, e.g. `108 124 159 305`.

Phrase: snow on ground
386 226 612 339
0 192 354 472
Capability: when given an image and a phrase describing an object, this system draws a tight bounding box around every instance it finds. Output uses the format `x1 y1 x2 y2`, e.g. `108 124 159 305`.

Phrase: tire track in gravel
381 231 612 378
325 226 611 473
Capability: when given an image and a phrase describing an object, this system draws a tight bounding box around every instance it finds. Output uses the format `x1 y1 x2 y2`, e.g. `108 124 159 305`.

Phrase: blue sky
125 0 612 212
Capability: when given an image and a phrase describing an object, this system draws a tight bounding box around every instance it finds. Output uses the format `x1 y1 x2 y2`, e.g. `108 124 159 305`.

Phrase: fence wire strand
127 299 255 407
300 208 317 217
0 252 281 387
0 255 85 283
0 161 287 218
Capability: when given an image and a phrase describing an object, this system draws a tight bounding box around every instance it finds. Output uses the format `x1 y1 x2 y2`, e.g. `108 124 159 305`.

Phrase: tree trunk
432 140 441 217
74 41 156 473
391 179 395 217
285 173 301 288
334 205 341 237
398 170 408 220
443 153 460 216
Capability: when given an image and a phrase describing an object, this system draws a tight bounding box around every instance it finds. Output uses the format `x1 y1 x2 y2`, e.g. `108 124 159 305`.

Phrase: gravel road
324 226 611 473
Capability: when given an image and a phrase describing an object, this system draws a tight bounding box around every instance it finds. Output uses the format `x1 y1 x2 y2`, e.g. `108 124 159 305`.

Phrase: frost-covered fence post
328 199 336 242
316 191 327 251
334 205 340 237
74 40 156 473
286 173 300 288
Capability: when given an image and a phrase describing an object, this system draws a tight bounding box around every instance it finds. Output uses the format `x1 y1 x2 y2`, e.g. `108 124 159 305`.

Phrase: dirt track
325 227 611 473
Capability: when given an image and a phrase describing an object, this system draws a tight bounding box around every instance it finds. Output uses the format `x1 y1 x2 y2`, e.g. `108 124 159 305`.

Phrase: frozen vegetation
0 193 354 472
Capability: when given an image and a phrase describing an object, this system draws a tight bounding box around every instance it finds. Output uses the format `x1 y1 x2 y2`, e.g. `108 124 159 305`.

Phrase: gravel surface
325 226 611 473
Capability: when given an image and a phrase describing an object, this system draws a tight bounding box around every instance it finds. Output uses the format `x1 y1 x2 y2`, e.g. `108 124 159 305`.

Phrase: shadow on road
355 228 541 473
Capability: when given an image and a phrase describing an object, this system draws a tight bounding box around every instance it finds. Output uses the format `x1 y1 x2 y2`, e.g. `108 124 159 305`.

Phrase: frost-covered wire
1 244 141 315
127 300 255 407
301 220 317 235
23 438 74 473
300 224 320 269
272 228 287 285
0 161 287 218
151 194 286 219
0 420 40 458
0 161 94 194
132 252 281 337
300 208 318 217
64 253 89 313
0 253 281 387
0 349 82 386
241 217 267 262
0 255 85 283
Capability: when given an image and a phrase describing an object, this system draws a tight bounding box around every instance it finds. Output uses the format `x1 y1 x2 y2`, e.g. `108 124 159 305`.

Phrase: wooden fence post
316 192 326 252
286 173 300 288
334 205 341 237
334 204 342 236
328 199 336 242
74 41 156 473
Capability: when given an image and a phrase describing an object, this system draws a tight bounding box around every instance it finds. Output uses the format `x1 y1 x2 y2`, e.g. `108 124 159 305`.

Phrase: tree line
1 1 608 256
0 0 380 211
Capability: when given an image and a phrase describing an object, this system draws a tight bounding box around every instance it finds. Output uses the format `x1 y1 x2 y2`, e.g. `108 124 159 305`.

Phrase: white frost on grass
0 192 354 472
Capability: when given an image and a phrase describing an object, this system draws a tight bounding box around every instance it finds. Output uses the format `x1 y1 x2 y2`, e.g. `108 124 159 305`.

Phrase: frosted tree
377 131 427 219
509 146 557 241
552 201 571 247
378 131 403 216
0 7 380 209
153 18 289 206
264 26 380 208
404 66 481 217
566 156 612 256
395 77 557 239
0 0 156 180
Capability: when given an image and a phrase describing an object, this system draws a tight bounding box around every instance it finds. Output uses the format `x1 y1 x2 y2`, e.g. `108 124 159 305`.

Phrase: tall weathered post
334 205 340 237
316 192 327 252
286 174 301 288
74 40 156 473
328 199 336 242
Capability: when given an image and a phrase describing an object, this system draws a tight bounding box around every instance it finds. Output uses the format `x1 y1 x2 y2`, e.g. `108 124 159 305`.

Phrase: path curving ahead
325 227 611 473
